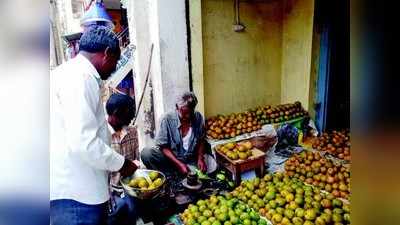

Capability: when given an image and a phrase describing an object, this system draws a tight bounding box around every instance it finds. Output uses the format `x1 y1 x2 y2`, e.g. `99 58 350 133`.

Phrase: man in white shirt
50 26 138 225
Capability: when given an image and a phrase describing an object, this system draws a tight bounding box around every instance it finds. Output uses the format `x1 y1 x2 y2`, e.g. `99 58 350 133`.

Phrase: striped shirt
109 126 139 193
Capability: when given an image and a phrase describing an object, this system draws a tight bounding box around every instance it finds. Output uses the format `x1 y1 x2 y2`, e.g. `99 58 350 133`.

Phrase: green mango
217 174 226 181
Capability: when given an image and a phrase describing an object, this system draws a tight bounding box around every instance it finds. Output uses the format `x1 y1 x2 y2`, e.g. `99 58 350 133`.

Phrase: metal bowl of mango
120 169 166 199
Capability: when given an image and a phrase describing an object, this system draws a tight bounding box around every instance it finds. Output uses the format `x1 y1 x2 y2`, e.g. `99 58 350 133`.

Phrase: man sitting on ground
141 92 215 177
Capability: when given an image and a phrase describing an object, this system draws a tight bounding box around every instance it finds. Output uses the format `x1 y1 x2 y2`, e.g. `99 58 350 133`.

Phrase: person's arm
156 117 188 175
196 140 207 172
64 74 136 175
162 148 188 175
196 113 207 172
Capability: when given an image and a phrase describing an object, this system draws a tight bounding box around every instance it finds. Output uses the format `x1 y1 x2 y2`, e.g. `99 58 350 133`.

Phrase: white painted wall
128 0 190 149
148 0 164 131
63 0 82 34
189 0 205 115
129 0 155 148
155 0 190 117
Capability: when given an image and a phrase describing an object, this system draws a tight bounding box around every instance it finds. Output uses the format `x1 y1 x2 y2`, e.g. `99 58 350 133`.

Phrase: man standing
50 26 138 225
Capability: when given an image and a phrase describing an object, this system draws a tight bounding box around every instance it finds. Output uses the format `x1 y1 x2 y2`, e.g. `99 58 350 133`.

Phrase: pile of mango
127 171 164 190
181 195 269 225
206 102 308 140
232 173 350 225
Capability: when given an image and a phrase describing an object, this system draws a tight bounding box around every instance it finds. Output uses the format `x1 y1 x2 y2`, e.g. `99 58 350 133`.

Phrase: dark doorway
314 0 350 131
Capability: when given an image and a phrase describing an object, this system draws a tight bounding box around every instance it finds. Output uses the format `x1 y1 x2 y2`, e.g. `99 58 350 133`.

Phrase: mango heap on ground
312 130 350 161
284 151 350 199
231 172 350 225
181 194 268 225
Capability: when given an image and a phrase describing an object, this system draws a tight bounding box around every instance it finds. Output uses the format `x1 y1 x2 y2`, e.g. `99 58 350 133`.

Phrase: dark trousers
141 144 214 175
140 147 179 176
50 199 108 225
108 195 137 225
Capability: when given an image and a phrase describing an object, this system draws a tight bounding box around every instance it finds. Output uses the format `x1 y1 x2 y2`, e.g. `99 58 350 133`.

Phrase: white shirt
50 54 125 204
182 127 192 151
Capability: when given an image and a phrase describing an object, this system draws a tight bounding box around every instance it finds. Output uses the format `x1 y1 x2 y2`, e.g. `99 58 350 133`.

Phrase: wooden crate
215 148 266 185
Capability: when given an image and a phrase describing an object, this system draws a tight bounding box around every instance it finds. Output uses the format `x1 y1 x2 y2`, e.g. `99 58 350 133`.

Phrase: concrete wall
199 0 315 118
190 0 205 115
128 0 190 148
62 0 82 34
202 0 283 117
155 0 190 116
281 0 315 110
128 0 155 147
50 0 65 68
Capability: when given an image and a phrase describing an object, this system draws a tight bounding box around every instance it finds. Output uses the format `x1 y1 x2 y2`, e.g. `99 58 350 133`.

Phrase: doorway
314 0 349 132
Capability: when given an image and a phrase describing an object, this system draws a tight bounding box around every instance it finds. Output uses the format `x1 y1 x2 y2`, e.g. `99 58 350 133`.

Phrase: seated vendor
141 92 214 176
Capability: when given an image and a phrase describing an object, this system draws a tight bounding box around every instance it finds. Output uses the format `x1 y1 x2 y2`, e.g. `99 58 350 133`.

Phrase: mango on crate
216 140 254 161
206 102 308 140
255 101 308 125
206 112 261 140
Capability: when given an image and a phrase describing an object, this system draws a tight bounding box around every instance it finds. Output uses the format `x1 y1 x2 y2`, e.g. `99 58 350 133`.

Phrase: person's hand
119 159 138 177
197 158 207 173
177 162 189 175
132 160 140 168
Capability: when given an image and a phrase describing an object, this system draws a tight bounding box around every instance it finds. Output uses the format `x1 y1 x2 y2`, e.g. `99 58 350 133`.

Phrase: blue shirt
155 111 205 163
